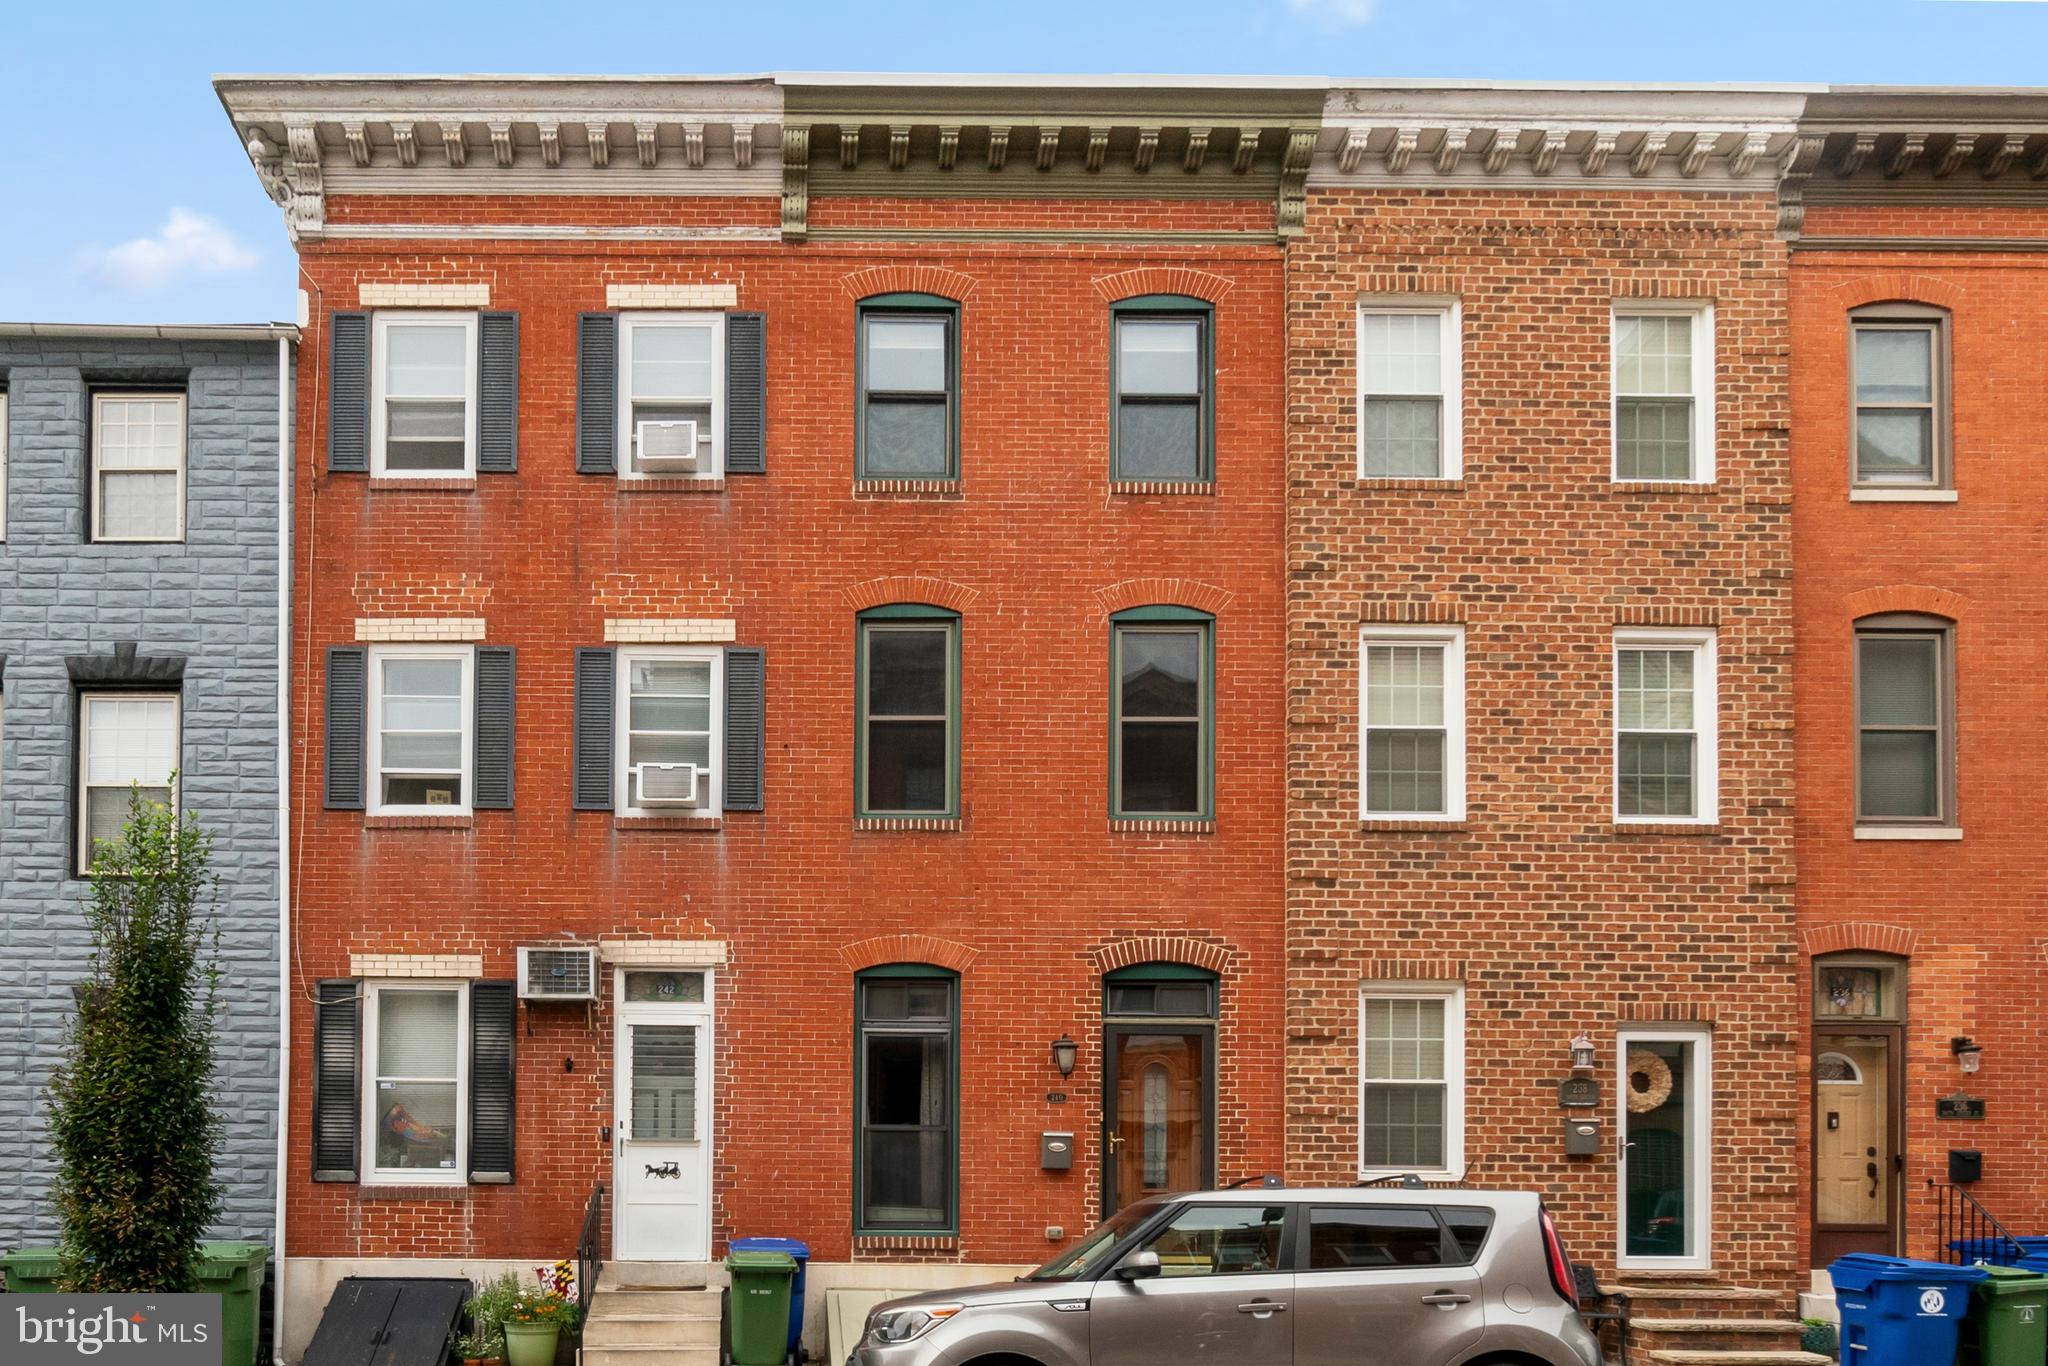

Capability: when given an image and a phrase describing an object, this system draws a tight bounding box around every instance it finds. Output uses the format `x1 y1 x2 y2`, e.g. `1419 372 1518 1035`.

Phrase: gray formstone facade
0 328 290 1248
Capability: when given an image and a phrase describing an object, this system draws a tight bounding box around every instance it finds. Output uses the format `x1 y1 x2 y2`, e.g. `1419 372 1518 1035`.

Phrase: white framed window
1614 628 1719 824
363 980 468 1184
1359 625 1466 820
1358 300 1462 479
371 312 478 477
367 645 474 816
615 647 725 816
618 312 726 481
91 393 186 541
1359 981 1465 1180
78 692 180 872
1612 303 1715 483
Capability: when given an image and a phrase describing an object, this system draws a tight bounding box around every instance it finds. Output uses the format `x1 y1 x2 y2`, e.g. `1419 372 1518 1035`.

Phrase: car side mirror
1115 1250 1162 1281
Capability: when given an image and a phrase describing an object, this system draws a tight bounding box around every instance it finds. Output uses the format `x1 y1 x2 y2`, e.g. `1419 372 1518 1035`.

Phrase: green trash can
1959 1263 2048 1366
0 1247 63 1293
725 1249 797 1366
195 1241 270 1366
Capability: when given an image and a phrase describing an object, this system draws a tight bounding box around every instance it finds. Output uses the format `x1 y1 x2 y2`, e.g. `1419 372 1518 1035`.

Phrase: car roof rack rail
1354 1173 1428 1189
1221 1173 1286 1190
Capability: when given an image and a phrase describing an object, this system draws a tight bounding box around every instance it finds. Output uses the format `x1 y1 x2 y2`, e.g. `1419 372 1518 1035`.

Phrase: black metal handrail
577 1182 605 1317
1931 1180 2023 1264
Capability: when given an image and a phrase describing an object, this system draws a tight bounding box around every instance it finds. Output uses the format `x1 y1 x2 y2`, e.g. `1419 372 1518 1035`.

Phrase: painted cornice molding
217 77 785 240
1310 87 1809 209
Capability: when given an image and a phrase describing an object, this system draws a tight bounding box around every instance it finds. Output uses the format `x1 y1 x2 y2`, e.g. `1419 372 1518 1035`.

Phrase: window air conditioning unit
635 419 699 473
633 762 700 808
518 946 598 1002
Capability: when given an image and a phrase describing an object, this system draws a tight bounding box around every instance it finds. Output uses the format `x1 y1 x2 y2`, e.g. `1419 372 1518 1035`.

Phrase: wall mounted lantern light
1952 1036 1983 1075
1051 1034 1078 1078
1570 1034 1597 1072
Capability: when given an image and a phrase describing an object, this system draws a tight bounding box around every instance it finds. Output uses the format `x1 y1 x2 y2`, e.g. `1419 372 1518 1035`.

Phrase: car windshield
1024 1203 1156 1281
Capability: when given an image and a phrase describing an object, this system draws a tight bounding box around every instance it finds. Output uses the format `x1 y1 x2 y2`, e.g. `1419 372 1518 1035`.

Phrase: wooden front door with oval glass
1812 957 1905 1265
1102 967 1216 1212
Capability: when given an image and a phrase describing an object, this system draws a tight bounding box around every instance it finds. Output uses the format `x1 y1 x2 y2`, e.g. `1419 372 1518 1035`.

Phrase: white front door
614 969 714 1261
1616 1026 1712 1270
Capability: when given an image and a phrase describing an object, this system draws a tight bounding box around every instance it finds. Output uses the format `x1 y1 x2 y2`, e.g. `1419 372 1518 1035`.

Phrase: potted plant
502 1265 580 1366
460 1270 522 1366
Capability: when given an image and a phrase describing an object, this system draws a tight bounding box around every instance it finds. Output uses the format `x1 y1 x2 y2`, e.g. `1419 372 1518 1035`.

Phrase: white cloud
82 209 260 292
1284 0 1377 27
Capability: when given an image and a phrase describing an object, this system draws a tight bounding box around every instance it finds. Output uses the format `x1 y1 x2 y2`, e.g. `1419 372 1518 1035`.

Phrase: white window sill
1854 825 1963 841
1850 488 1957 503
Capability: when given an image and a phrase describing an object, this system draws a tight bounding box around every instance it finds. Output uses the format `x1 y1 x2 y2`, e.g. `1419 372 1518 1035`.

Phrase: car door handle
1237 1301 1289 1315
1421 1292 1473 1308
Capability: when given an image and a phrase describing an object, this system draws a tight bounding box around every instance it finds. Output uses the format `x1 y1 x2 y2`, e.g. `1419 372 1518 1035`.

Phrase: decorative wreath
1626 1049 1675 1113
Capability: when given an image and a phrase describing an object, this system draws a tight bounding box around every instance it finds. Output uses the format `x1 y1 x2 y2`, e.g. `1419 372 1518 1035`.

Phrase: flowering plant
504 1262 581 1333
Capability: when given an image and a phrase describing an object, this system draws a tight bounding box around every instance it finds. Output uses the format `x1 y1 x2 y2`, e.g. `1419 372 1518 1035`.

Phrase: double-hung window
1358 302 1460 479
1855 617 1955 830
1613 304 1714 482
619 312 725 480
1359 625 1465 820
367 646 474 815
78 692 179 872
615 648 724 815
1112 298 1211 482
92 392 186 541
1851 305 1949 491
1112 610 1213 820
372 312 477 476
857 608 959 818
856 968 957 1232
857 296 957 479
1614 629 1718 824
364 981 468 1183
1359 983 1464 1179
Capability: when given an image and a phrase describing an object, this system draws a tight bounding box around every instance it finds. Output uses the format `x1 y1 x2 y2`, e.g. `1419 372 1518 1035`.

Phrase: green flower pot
502 1321 560 1366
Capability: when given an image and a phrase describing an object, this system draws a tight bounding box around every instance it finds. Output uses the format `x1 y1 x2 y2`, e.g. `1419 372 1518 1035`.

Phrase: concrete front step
1632 1318 1809 1352
582 1349 721 1366
598 1261 713 1291
583 1313 722 1349
591 1289 720 1313
1644 1353 1832 1366
1610 1284 1792 1318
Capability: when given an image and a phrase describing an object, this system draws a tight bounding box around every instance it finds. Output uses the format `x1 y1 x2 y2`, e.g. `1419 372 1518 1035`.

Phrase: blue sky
3 0 2045 324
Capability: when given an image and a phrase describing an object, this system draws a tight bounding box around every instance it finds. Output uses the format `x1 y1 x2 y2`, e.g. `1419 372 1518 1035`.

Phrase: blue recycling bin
1952 1238 2028 1267
730 1236 809 1358
1831 1254 1989 1366
2018 1252 2048 1275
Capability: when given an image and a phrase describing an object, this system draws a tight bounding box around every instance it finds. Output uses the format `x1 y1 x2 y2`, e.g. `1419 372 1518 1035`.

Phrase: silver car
849 1186 1602 1366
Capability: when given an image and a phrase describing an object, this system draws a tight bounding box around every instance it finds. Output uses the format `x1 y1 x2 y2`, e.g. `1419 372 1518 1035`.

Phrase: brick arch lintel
1827 274 1967 314
842 576 980 614
1094 577 1234 619
1088 936 1235 976
1802 921 1919 959
840 934 979 974
1091 267 1236 305
841 265 978 302
1843 584 1970 623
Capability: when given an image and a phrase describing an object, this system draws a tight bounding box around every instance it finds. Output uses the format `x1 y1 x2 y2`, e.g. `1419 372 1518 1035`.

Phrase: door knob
1106 1133 1124 1150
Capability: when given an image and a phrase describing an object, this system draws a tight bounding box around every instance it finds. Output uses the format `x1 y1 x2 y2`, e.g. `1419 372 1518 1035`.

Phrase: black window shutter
473 646 516 810
725 312 767 475
573 647 616 810
328 312 371 474
312 980 360 1182
576 313 618 475
469 981 517 1184
478 313 520 473
724 646 765 811
325 646 367 810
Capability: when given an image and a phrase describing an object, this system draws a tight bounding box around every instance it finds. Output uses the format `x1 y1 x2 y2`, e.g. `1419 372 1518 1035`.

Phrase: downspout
273 331 293 1366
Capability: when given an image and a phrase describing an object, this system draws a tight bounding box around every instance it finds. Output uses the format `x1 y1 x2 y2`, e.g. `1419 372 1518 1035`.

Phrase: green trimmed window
857 293 959 479
856 965 958 1233
1111 607 1214 820
1112 296 1212 482
857 605 960 817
